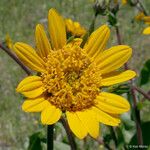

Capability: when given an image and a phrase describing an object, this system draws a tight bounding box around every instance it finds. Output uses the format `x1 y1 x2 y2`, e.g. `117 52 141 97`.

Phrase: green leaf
28 132 43 150
67 36 75 44
137 101 144 111
107 11 117 26
129 122 150 145
108 84 130 95
140 59 150 86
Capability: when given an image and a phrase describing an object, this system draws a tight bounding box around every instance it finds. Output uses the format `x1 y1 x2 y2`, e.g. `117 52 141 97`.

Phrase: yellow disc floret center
41 43 101 112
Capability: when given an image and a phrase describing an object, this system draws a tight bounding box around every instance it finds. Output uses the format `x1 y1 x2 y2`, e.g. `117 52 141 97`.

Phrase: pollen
41 44 102 112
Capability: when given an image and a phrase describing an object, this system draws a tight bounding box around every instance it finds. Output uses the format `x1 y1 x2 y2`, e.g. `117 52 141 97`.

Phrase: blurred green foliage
140 59 150 86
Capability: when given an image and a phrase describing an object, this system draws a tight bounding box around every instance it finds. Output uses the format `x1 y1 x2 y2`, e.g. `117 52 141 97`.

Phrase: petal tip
16 86 20 92
48 8 57 16
131 70 137 78
36 24 43 31
22 102 27 112
13 42 20 49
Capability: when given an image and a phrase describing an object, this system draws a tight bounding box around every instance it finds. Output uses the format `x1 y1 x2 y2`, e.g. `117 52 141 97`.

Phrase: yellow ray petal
76 110 99 138
84 25 110 58
35 24 52 59
14 42 46 72
22 97 48 112
41 103 62 125
96 92 130 114
48 8 66 49
101 70 136 86
66 111 88 139
92 107 121 126
143 27 150 34
95 45 132 74
16 76 44 98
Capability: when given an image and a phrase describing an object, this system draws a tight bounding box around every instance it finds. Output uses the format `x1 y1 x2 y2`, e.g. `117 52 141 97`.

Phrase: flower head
65 18 86 37
14 8 136 139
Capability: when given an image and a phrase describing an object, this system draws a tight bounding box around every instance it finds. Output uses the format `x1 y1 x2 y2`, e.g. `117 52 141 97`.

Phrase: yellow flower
135 12 150 25
143 27 150 34
135 12 150 34
135 12 145 21
65 19 86 37
114 0 127 5
14 8 136 139
5 34 13 49
142 16 150 25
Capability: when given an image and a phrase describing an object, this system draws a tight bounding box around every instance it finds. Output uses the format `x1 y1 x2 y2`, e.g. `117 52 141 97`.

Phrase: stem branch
133 86 150 101
0 42 31 75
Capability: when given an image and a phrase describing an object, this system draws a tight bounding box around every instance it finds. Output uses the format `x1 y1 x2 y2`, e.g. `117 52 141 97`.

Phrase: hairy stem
130 87 143 144
115 26 122 45
0 42 31 75
47 125 54 150
133 86 150 101
60 117 77 150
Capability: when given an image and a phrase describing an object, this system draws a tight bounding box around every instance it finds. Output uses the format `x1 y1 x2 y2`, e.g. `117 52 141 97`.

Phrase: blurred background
0 0 150 149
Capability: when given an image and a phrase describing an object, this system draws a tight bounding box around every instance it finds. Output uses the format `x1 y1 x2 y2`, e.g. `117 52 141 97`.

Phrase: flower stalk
47 125 54 150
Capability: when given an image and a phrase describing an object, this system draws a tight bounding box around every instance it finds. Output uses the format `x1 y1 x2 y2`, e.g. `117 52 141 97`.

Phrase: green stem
47 125 54 150
110 127 118 147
